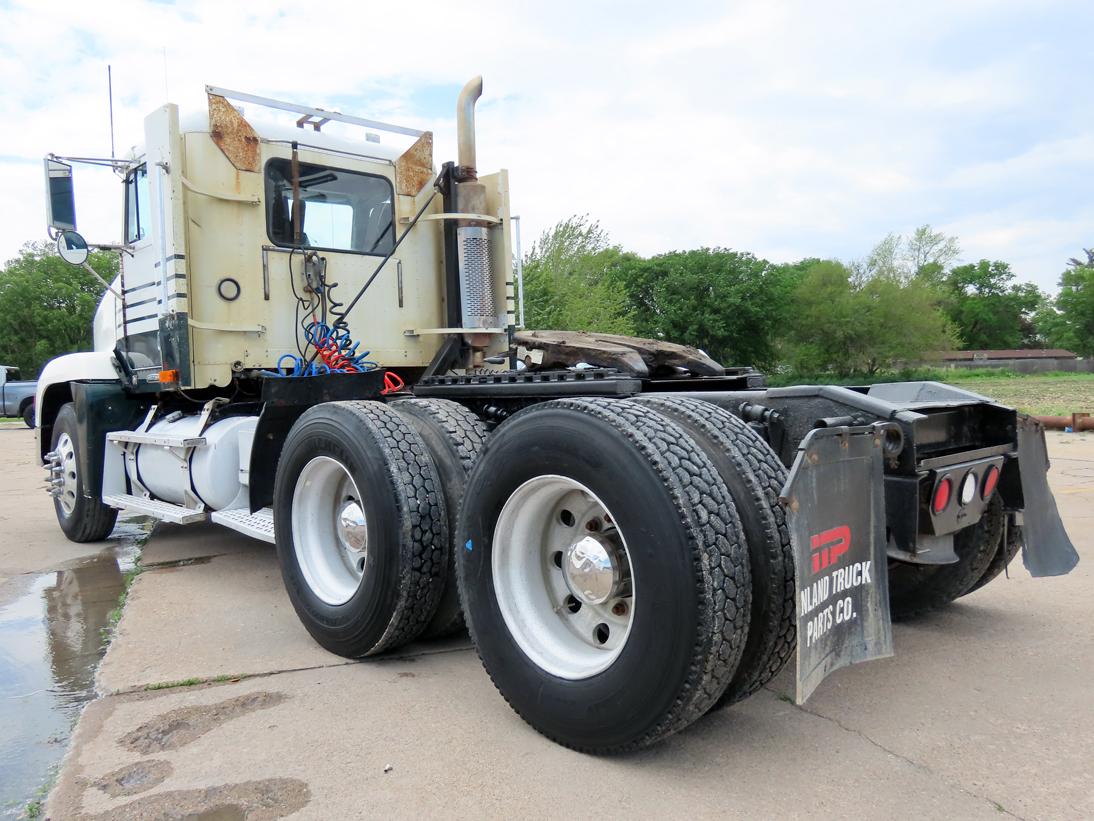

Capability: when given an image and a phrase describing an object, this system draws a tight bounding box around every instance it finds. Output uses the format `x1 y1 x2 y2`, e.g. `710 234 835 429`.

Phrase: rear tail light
931 476 953 514
982 465 1000 500
959 472 977 506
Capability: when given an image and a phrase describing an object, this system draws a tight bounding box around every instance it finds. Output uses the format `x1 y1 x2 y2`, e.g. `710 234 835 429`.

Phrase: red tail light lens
982 465 1000 500
932 477 952 514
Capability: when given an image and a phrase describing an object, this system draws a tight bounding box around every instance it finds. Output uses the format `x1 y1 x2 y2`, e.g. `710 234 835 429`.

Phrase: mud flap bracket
781 424 895 703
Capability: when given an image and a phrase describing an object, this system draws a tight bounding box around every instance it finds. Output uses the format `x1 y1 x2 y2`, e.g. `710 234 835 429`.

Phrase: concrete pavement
16 429 1094 820
0 425 148 819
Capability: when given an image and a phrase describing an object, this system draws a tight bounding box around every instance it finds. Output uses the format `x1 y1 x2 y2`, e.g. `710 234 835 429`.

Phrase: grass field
768 367 1094 416
944 372 1094 416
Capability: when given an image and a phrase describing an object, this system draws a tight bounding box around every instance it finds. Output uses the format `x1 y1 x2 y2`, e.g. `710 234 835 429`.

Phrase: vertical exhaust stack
454 76 499 335
456 76 482 181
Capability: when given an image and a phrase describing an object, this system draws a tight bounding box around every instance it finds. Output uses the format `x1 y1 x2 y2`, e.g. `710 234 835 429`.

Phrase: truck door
117 105 190 384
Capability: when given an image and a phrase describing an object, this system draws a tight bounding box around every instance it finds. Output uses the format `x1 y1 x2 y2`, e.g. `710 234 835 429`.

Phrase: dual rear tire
457 397 791 752
887 496 1006 621
273 398 485 658
274 395 791 751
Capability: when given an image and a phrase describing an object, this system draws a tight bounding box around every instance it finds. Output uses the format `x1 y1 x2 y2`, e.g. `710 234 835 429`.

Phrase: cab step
102 493 208 524
210 507 276 544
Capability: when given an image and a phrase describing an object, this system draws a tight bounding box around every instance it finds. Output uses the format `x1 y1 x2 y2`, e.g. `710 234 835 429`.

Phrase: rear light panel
924 455 1006 535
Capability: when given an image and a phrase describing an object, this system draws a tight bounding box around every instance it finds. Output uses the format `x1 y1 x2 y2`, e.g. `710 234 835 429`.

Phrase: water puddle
0 515 153 818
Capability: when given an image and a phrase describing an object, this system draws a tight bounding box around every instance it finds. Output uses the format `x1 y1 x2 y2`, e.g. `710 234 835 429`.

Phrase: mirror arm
49 153 135 171
80 261 124 301
91 242 136 258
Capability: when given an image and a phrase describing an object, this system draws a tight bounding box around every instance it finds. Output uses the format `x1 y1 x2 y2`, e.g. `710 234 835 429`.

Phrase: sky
1 0 1091 292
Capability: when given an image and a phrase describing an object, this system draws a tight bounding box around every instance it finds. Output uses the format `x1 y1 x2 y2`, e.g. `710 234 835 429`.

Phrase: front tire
273 401 447 657
51 402 117 543
22 402 34 428
457 398 751 753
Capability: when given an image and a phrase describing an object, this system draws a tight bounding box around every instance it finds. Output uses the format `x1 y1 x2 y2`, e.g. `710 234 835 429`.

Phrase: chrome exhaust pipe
456 75 483 180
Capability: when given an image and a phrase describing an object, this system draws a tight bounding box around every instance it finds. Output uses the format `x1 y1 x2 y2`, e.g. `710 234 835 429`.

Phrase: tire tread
633 395 795 704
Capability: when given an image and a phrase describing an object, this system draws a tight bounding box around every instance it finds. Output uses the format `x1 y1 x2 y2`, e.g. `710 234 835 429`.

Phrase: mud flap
781 425 894 703
1016 416 1079 577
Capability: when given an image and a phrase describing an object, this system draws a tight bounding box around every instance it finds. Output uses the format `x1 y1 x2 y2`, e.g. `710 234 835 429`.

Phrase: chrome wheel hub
291 456 368 606
493 475 635 680
337 501 368 554
563 533 622 605
47 433 79 517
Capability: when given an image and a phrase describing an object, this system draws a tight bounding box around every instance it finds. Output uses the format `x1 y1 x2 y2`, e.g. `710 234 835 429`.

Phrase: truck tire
456 397 751 753
272 401 447 658
22 402 34 428
633 395 795 706
391 398 486 637
887 496 1004 621
962 520 1022 596
51 402 118 542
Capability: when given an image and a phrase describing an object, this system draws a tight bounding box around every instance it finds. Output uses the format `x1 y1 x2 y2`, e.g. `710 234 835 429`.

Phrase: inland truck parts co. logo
799 524 874 648
810 525 850 573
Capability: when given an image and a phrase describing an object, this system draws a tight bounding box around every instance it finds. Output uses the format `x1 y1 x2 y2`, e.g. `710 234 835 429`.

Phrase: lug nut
611 601 628 616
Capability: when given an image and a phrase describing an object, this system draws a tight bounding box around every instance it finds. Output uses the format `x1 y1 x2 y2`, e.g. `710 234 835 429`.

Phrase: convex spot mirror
44 159 76 231
57 230 89 266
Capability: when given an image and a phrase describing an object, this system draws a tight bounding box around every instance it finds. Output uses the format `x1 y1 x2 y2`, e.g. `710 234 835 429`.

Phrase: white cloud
2 0 1090 292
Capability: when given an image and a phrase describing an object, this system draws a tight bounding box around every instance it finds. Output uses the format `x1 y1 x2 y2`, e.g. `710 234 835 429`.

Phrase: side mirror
56 230 89 266
44 158 77 231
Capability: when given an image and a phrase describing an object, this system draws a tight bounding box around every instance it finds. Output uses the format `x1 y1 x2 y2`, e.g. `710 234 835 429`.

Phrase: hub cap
291 456 367 606
338 501 368 553
54 432 78 517
493 475 634 680
563 534 620 605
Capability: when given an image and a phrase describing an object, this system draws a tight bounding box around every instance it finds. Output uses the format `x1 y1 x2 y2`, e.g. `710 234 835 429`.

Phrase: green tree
522 216 636 335
1046 249 1094 356
622 249 802 369
904 225 961 281
940 260 1045 349
0 241 113 376
857 225 961 283
784 260 955 375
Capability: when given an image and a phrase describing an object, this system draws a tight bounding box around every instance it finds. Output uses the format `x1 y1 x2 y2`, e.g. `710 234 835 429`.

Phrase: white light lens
960 472 977 505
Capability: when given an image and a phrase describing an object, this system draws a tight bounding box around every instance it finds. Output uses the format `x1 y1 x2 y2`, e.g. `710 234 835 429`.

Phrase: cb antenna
108 64 116 159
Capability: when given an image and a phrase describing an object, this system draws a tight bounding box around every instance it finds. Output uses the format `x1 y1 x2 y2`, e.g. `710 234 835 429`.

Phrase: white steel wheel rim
56 432 78 517
291 456 368 606
493 475 635 680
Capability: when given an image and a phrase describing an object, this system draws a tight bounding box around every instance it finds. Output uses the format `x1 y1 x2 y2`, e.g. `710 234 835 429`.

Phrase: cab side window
125 165 151 244
265 159 395 255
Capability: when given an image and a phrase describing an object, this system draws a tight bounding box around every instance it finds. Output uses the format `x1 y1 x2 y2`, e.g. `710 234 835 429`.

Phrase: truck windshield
264 159 395 256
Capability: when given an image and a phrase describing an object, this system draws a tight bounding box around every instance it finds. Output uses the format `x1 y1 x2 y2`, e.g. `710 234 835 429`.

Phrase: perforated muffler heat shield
458 225 497 328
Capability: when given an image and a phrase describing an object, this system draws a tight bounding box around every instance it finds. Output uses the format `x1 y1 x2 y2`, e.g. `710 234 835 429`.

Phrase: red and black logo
810 525 850 574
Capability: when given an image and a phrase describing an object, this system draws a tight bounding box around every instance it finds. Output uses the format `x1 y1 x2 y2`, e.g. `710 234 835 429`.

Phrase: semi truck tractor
36 77 1078 753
